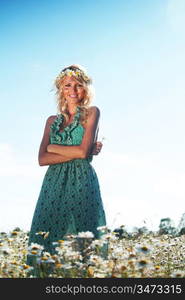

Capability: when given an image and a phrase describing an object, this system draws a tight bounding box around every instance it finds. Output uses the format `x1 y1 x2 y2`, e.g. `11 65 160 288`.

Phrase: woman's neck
67 104 79 116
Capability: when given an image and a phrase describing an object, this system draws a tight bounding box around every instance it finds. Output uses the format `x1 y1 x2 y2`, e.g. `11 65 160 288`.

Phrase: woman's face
61 76 86 104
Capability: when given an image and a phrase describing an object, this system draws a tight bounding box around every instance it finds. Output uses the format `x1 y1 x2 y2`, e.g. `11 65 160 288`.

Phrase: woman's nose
70 85 77 92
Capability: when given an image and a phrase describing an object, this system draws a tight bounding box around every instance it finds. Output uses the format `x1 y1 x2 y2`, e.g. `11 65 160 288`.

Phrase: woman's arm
47 106 100 159
38 116 74 166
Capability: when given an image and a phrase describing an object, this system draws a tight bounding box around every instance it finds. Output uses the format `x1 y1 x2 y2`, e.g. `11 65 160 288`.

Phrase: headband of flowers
56 68 92 84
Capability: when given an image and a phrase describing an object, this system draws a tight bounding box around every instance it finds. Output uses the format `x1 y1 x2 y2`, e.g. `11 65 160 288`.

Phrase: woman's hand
91 141 103 155
47 144 56 153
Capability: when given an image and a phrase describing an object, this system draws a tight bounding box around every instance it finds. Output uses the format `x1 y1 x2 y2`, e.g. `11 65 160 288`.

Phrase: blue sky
0 0 185 232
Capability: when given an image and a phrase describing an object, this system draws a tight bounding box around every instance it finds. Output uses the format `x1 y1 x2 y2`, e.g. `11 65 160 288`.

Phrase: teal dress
27 106 106 258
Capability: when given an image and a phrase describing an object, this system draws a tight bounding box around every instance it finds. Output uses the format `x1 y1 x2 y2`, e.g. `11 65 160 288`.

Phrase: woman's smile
70 94 78 98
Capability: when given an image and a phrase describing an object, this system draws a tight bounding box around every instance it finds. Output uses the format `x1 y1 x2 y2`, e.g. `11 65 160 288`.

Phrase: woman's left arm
47 106 100 159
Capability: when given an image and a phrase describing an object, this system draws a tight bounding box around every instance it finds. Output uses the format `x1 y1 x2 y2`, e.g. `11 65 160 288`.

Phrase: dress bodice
49 106 93 162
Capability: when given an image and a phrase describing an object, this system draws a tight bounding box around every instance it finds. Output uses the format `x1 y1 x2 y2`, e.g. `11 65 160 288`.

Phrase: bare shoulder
46 115 57 125
88 106 100 118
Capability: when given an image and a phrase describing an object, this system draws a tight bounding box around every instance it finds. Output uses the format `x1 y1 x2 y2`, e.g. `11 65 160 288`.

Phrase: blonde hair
54 64 94 127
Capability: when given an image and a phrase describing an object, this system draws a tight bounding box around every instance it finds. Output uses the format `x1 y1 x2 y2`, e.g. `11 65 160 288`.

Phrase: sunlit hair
54 64 94 127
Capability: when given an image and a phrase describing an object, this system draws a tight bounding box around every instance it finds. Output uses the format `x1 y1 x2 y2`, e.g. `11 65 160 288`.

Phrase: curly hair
54 64 94 127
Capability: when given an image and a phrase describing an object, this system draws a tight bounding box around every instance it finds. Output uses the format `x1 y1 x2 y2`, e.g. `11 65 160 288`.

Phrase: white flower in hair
56 67 91 83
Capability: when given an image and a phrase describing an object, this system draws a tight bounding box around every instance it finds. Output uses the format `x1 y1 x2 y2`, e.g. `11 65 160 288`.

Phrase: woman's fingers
95 141 103 154
97 142 103 151
91 141 103 155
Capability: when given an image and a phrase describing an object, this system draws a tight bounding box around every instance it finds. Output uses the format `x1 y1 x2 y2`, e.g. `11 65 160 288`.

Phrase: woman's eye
64 84 83 88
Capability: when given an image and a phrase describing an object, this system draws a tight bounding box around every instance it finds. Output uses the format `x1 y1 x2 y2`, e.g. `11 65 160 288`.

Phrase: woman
26 64 106 264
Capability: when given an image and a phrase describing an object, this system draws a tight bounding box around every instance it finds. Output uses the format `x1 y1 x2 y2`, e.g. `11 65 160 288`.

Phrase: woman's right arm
38 116 73 166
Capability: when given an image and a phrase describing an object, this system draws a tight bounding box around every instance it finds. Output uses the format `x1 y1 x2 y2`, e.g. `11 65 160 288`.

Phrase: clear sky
0 0 185 232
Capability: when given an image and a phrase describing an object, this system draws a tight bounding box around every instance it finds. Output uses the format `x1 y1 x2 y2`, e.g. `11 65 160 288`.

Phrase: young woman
26 64 106 270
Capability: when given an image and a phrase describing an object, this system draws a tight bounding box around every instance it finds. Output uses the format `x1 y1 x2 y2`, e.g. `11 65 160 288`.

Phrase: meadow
0 225 185 278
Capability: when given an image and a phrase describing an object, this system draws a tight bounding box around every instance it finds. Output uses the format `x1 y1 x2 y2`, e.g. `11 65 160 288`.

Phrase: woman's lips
70 95 77 98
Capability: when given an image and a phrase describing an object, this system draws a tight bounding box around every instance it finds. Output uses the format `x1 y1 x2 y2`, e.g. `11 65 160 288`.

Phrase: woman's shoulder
46 115 58 125
88 105 100 116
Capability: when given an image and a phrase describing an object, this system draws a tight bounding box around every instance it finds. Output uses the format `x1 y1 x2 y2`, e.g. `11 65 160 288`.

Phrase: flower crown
56 68 91 84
